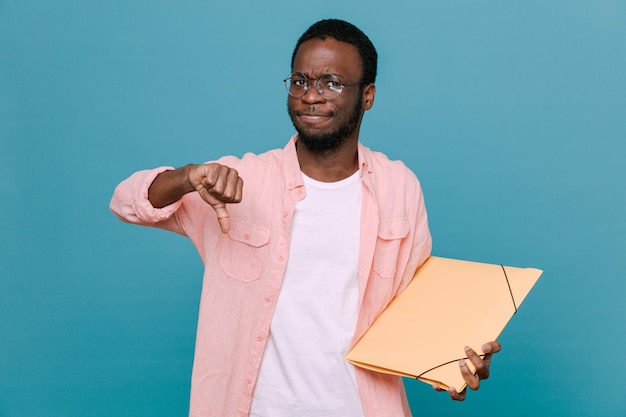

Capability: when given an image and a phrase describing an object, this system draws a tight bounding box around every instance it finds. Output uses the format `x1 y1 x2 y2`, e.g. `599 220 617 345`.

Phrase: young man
110 19 500 417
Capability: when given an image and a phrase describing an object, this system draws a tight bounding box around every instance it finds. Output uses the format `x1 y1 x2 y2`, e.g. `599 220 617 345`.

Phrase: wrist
181 164 198 194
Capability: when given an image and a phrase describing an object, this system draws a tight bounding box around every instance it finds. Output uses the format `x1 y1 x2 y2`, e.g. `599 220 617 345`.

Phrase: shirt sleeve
109 166 187 235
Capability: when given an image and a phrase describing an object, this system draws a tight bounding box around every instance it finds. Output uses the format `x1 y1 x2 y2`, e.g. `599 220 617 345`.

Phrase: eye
289 74 308 88
321 77 343 92
293 78 307 87
324 79 342 89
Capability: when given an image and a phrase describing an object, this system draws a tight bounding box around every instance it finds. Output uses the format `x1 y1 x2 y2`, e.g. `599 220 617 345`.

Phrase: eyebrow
294 72 343 80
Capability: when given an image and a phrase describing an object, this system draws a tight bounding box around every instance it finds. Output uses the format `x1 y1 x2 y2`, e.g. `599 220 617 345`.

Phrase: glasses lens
283 74 346 99
318 76 343 99
285 74 307 97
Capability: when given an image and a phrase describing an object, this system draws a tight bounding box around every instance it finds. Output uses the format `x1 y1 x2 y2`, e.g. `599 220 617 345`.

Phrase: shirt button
296 188 303 194
279 255 285 261
389 230 394 236
265 297 271 303
283 211 288 217
246 379 251 385
244 233 250 240
257 336 263 341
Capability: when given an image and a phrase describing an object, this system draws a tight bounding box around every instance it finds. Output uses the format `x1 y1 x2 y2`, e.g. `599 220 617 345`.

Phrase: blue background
1 1 625 416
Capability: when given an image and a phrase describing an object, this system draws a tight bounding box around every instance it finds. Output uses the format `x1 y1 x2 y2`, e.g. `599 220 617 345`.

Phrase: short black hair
291 19 378 85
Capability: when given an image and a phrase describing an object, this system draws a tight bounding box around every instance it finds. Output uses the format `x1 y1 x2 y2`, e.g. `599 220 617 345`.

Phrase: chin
297 129 348 152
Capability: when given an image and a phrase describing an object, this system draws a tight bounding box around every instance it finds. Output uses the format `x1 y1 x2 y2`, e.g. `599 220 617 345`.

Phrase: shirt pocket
218 219 271 283
372 217 410 279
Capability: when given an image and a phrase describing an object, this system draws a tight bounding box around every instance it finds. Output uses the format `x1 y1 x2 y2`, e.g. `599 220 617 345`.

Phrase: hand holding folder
346 256 542 392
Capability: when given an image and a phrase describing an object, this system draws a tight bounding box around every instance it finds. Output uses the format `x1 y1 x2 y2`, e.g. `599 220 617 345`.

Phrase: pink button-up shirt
110 136 432 417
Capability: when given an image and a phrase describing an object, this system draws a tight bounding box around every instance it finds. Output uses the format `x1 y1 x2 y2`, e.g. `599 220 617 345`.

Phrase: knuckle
211 182 225 194
222 190 235 201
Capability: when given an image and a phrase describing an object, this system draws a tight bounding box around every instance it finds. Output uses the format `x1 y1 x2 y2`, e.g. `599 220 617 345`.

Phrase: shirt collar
357 141 374 177
283 134 304 190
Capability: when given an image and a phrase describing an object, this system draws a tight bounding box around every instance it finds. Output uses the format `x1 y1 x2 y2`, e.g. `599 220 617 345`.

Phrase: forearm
113 161 242 234
148 164 196 208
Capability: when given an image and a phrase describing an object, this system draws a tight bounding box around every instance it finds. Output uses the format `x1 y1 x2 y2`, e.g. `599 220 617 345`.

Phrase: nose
300 82 326 104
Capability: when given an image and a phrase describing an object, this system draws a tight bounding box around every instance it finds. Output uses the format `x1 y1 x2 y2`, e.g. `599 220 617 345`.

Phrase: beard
290 96 363 152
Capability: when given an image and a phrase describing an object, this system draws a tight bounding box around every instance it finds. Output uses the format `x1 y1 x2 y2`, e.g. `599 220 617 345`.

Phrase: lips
300 113 330 120
297 111 332 124
288 104 334 131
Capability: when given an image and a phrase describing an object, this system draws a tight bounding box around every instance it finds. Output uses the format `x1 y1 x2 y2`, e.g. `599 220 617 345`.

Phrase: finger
482 341 501 355
196 164 219 190
206 167 242 203
204 165 230 196
447 386 467 402
459 359 480 391
195 182 232 234
234 176 243 203
465 345 489 381
432 383 446 392
211 201 231 234
476 341 502 381
221 168 242 203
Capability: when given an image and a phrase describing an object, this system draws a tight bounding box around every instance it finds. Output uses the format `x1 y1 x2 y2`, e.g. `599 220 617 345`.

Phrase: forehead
292 37 363 80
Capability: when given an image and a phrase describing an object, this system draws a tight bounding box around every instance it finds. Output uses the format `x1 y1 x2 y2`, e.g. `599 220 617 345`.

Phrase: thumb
195 184 232 234
211 201 231 234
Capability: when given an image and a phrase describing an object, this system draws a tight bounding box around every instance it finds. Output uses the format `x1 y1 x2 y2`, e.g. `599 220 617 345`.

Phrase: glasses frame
283 73 363 100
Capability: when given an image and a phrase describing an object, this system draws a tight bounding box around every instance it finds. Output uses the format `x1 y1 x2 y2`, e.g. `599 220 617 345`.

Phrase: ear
362 83 376 111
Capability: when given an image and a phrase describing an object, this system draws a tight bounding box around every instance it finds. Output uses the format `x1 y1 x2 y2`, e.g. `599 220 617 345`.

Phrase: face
288 38 375 152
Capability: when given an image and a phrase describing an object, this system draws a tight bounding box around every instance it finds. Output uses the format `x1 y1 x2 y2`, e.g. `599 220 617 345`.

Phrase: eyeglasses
283 73 363 100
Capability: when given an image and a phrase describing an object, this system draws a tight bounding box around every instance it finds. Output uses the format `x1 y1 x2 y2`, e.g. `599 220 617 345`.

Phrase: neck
296 136 359 182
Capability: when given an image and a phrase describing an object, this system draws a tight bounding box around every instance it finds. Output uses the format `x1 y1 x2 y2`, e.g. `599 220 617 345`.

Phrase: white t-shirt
250 170 364 417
